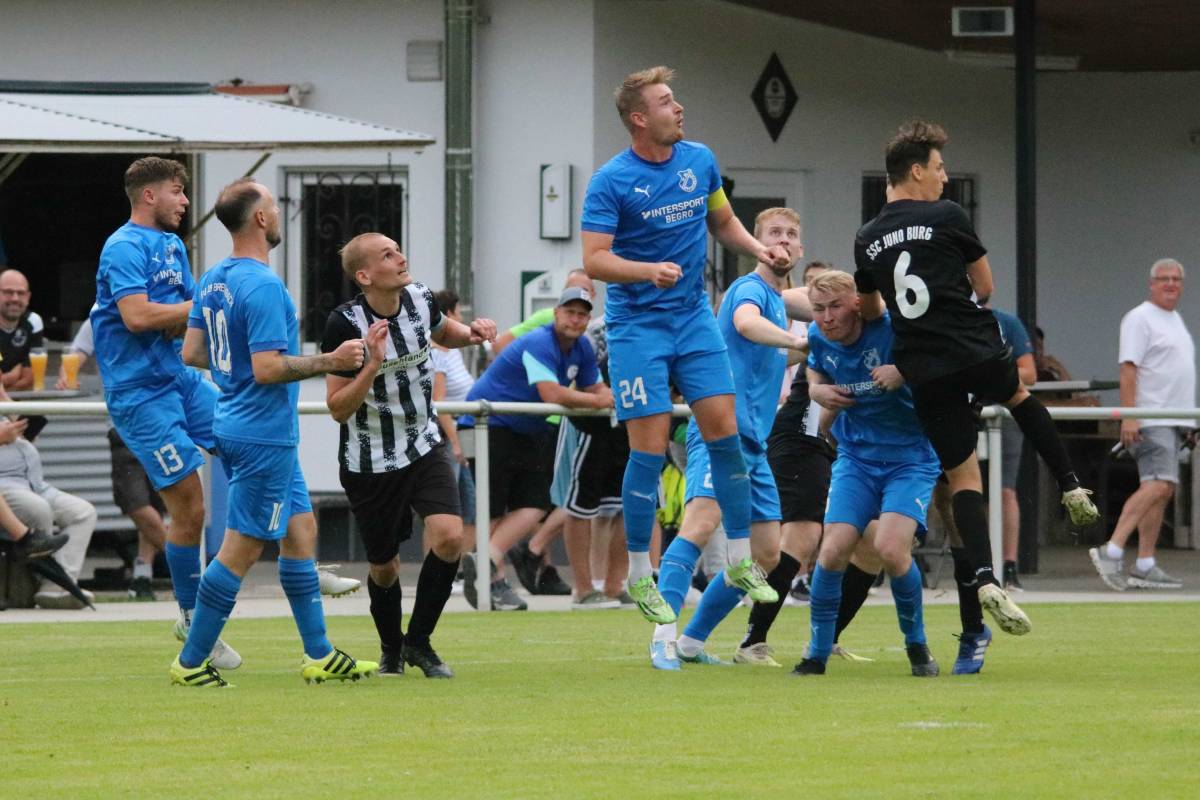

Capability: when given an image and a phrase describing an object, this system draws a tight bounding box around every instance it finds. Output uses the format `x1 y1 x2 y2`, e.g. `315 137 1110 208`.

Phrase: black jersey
853 199 1004 386
767 372 833 457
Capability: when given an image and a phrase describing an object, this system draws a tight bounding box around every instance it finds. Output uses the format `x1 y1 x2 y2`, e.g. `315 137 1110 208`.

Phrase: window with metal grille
861 174 977 227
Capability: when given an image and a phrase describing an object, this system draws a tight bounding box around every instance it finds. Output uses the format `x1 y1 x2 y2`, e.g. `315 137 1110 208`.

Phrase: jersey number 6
893 252 930 320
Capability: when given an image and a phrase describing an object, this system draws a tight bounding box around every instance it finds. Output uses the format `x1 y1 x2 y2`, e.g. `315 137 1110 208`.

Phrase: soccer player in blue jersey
793 270 940 677
582 66 793 623
648 207 808 669
92 157 239 670
169 178 378 687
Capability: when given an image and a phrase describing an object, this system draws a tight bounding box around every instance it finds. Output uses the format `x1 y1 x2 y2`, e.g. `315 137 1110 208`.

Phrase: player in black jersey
854 120 1099 636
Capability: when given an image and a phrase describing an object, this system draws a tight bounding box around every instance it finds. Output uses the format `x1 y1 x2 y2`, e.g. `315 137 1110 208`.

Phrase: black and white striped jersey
321 285 444 473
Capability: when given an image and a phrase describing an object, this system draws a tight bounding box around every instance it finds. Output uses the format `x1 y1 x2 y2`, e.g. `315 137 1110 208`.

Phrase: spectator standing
1090 259 1193 590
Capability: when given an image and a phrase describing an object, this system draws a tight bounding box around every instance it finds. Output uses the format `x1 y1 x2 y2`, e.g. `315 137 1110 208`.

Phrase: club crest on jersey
164 242 178 265
11 328 27 348
862 348 881 370
567 365 579 381
677 168 698 192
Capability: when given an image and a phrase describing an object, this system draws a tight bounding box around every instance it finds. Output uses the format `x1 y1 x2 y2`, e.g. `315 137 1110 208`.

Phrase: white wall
473 0 597 323
1039 72 1200 381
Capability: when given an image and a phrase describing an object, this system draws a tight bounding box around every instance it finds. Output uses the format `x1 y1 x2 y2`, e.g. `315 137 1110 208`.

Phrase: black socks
1009 395 1080 492
367 576 404 652
407 551 460 648
951 489 998 587
952 547 985 635
835 563 878 642
741 552 800 648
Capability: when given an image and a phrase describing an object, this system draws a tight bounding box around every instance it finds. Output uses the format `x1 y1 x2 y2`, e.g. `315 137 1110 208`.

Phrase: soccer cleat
1087 547 1127 591
649 639 681 671
831 643 875 663
300 647 378 683
1127 564 1183 590
733 642 782 667
173 613 243 671
570 590 621 610
506 541 541 594
317 564 362 598
14 528 68 560
977 583 1032 636
952 625 993 675
724 558 779 604
677 647 730 666
490 577 528 611
378 648 405 676
170 656 230 688
628 575 677 624
1062 487 1100 527
402 642 454 678
790 658 826 676
906 643 940 677
128 576 156 601
535 565 572 595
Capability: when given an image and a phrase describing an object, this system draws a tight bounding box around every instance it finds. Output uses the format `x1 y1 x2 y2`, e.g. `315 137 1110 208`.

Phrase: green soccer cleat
300 648 379 684
627 576 677 624
724 558 778 604
169 656 231 688
1061 487 1100 527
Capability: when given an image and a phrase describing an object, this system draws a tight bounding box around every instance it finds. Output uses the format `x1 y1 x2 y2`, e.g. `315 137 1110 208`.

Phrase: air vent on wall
952 6 1014 37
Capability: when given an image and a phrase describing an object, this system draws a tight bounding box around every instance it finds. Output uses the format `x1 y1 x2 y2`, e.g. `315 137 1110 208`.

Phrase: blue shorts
217 438 312 540
824 451 941 534
106 370 219 491
607 303 735 422
683 421 780 522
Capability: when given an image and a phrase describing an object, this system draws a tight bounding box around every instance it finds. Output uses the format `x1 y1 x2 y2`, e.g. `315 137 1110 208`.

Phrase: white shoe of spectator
318 564 362 598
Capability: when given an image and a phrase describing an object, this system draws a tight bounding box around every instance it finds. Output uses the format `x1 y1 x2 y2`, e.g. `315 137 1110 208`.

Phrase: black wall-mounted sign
751 53 797 143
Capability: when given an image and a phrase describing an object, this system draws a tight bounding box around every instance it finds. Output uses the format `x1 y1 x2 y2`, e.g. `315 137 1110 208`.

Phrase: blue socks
622 449 665 553
657 537 701 617
681 571 745 644
705 434 750 541
164 542 201 613
279 557 332 659
808 564 843 663
180 559 241 667
889 561 927 645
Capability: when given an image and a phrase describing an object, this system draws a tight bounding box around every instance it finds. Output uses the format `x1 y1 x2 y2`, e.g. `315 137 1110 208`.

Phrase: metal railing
6 398 1199 610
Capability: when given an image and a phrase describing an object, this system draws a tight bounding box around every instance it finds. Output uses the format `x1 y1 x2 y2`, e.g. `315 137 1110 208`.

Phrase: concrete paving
3 545 1198 625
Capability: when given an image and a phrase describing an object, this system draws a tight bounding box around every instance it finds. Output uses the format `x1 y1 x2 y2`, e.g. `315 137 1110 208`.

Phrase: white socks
1105 542 1124 561
653 622 677 643
1135 557 1156 572
676 635 703 657
628 551 653 582
727 537 751 566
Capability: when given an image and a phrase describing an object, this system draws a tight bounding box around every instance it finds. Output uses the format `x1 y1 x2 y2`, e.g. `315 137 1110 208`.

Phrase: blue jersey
807 314 937 464
92 222 194 391
581 141 723 319
991 309 1034 359
718 272 789 445
188 257 300 446
466 324 599 436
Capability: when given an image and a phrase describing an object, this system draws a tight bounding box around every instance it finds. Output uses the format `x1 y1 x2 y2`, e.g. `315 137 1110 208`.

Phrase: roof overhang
0 81 435 153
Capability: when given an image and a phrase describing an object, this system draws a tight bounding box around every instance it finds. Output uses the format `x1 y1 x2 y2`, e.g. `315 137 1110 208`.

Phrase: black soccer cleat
790 658 826 676
906 643 940 677
378 647 405 677
402 642 454 679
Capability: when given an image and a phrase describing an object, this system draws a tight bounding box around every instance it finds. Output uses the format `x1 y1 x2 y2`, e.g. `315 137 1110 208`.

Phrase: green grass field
4 602 1199 799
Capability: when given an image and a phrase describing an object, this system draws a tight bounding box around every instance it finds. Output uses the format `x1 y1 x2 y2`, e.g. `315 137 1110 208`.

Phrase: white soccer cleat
978 583 1032 636
173 612 243 670
318 564 362 598
1062 487 1100 527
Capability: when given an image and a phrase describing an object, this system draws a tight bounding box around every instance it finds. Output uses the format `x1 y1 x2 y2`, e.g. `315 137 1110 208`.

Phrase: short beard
154 208 180 231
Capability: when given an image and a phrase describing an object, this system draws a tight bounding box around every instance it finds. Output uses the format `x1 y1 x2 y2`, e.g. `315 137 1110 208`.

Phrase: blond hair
808 269 857 298
339 232 387 283
753 207 801 239
615 66 675 132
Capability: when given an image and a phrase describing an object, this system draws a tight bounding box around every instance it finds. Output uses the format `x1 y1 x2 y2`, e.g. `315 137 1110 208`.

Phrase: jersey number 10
893 252 930 320
202 307 234 374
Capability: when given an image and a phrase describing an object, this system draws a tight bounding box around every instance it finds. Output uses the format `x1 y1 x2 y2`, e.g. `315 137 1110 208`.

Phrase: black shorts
911 352 1020 471
562 423 630 518
108 428 166 516
767 433 835 524
488 426 555 518
340 442 461 565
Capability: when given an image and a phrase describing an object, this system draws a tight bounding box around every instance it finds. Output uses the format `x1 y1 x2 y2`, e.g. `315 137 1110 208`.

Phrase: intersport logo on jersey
641 195 705 223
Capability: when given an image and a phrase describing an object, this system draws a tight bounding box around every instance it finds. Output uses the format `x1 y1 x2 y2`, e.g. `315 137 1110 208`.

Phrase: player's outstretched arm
706 204 790 268
254 338 365 386
782 286 813 321
116 294 192 334
433 317 497 349
582 231 681 288
732 303 805 350
181 327 209 369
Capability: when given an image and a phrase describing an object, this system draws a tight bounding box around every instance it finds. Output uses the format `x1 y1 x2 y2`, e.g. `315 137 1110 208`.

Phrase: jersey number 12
892 252 930 319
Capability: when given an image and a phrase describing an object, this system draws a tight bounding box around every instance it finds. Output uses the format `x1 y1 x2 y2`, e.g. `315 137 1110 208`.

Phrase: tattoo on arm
281 354 332 382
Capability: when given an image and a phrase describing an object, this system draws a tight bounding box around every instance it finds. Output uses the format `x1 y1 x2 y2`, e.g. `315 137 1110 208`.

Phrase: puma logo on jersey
914 498 927 514
633 185 651 197
824 354 840 370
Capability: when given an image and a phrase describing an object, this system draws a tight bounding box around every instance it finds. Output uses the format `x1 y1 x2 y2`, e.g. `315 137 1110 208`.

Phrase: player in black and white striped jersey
322 232 496 678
